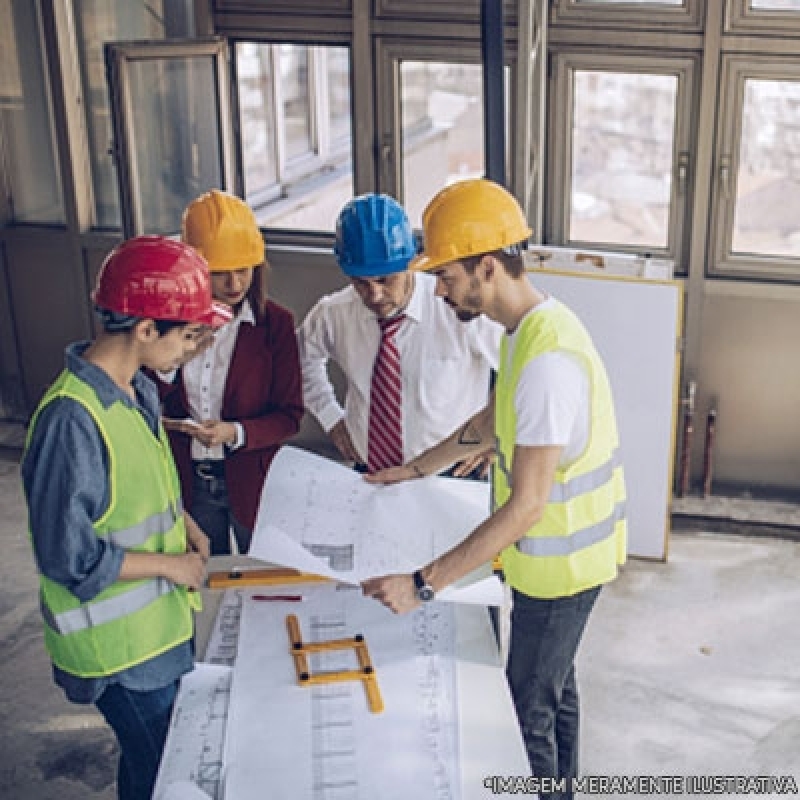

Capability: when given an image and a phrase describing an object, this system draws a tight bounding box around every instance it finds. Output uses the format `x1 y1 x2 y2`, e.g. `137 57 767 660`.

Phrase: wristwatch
412 569 435 603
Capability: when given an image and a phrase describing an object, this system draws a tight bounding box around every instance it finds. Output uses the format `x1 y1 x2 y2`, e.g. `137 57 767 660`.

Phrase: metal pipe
677 380 696 497
481 0 506 185
702 407 717 499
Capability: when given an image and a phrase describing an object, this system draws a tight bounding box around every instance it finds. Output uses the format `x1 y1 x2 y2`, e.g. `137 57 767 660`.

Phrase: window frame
374 36 515 205
549 0 703 32
230 37 355 241
708 54 800 281
374 0 518 23
546 48 698 272
0 0 66 225
725 0 800 35
105 36 237 237
214 0 350 10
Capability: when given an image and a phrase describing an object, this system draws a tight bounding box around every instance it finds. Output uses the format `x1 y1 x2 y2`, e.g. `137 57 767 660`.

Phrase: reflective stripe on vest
41 577 175 635
516 500 626 557
495 440 621 508
108 502 182 549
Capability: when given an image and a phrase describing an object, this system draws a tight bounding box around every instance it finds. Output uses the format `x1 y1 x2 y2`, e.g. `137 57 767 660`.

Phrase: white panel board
529 269 682 560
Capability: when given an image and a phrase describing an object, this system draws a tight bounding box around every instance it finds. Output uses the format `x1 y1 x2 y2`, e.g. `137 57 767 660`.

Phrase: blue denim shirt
21 342 193 704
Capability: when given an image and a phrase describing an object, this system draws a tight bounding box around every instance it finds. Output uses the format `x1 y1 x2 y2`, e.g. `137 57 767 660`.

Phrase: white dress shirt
297 272 503 464
182 300 253 461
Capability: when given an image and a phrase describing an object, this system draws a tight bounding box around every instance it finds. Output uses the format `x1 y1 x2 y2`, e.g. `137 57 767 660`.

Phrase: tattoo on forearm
458 422 483 446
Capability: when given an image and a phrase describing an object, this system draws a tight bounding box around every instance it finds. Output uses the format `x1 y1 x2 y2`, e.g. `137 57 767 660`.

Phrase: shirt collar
403 275 424 323
234 298 256 326
65 341 157 411
360 274 424 325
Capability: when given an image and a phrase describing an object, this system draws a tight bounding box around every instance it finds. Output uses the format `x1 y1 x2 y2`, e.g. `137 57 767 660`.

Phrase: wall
690 285 800 493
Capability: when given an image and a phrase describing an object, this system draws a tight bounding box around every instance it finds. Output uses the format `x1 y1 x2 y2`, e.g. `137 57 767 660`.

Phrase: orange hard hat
182 189 264 272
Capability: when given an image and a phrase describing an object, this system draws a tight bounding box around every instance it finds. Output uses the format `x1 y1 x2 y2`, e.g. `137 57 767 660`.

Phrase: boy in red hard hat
21 235 232 800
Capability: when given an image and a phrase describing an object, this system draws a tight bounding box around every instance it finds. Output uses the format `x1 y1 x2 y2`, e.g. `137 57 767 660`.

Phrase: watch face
417 585 435 603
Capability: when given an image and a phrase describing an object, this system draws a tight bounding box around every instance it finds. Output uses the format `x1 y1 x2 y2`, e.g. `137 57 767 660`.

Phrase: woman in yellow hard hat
156 189 304 555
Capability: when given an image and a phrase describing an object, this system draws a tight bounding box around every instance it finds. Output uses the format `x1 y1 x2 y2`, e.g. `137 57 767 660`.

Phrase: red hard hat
93 236 232 327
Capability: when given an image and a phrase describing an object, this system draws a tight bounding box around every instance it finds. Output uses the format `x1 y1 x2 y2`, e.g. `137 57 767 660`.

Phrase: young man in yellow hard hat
362 179 627 797
156 189 303 555
22 236 231 800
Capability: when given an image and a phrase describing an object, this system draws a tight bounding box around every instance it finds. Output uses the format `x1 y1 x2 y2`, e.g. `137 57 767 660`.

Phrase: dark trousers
191 468 251 555
95 681 178 800
506 585 601 798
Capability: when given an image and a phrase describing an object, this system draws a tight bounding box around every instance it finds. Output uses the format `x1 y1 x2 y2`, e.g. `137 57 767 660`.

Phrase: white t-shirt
506 298 590 467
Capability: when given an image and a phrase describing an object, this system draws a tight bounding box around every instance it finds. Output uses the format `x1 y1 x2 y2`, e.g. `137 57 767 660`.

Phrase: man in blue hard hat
297 193 502 476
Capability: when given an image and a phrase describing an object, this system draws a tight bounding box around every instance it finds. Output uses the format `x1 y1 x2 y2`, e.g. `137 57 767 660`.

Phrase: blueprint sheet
152 663 232 800
249 447 503 605
223 584 460 800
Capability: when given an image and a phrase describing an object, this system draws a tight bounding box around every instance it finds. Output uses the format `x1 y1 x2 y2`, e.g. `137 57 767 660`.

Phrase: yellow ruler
286 613 384 714
207 566 330 590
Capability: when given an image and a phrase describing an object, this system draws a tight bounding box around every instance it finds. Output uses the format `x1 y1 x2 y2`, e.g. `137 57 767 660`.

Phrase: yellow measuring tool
285 614 384 714
207 566 330 590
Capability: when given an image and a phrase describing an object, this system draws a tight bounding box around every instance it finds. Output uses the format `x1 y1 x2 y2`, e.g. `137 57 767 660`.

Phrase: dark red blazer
158 299 304 532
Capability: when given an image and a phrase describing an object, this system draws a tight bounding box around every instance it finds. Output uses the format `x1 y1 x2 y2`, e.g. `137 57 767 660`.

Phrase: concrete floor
1 451 799 799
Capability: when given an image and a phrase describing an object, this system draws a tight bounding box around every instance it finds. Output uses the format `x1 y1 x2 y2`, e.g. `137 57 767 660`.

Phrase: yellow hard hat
411 179 532 272
182 189 264 272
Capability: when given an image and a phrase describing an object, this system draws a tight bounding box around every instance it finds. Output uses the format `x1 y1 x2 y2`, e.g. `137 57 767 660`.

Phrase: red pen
251 594 304 603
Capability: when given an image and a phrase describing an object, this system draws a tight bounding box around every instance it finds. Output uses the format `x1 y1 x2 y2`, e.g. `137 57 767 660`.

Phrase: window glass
280 46 312 162
750 0 800 8
574 0 682 3
127 56 223 234
0 0 64 223
327 48 351 146
731 78 800 258
238 43 279 197
400 61 485 228
235 43 353 232
569 70 677 249
72 0 194 229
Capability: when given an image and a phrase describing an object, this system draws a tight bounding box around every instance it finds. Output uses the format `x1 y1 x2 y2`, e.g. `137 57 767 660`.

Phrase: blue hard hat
334 194 417 277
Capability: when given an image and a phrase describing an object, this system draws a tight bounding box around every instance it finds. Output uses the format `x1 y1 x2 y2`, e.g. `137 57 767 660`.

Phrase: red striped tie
367 314 406 473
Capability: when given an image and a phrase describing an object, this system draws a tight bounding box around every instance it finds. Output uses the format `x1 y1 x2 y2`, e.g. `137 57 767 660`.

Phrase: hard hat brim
409 252 448 273
340 257 410 278
197 302 234 328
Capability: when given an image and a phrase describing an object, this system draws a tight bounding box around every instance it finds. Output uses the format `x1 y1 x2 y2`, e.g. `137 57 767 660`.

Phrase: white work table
154 557 530 800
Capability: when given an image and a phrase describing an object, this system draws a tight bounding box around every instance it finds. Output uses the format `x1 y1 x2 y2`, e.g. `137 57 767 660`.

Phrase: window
71 0 195 229
105 38 235 236
709 57 800 279
234 42 353 233
570 0 683 4
550 0 702 31
400 61 487 226
375 39 510 229
548 52 696 267
0 0 64 223
751 0 800 7
726 0 800 32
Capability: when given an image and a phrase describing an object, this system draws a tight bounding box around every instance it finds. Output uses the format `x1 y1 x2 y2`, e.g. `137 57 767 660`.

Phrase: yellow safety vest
27 369 196 677
493 301 627 599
